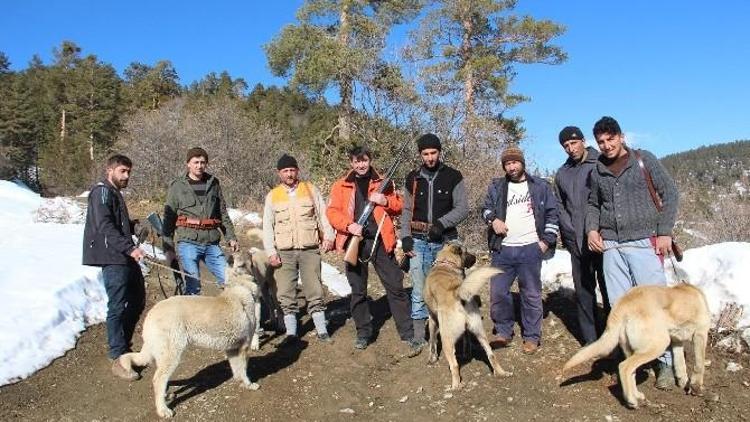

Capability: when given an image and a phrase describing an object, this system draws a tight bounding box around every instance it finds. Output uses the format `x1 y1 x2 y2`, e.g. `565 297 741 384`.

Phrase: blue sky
2 0 748 171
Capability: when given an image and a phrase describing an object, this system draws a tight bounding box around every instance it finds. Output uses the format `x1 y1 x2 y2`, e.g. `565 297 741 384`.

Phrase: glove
427 221 445 242
401 236 414 253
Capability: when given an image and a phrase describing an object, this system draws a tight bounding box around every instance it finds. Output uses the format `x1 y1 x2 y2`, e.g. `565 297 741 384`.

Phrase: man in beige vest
263 154 335 346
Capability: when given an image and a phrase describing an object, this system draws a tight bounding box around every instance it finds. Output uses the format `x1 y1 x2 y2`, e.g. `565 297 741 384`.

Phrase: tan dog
118 266 260 418
424 241 512 390
562 284 711 408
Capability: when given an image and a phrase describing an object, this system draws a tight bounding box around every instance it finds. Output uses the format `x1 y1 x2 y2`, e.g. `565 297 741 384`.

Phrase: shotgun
343 139 411 265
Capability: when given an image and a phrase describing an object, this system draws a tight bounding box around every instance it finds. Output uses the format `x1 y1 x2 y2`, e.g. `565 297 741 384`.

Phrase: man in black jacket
400 133 469 354
554 126 609 345
82 154 145 380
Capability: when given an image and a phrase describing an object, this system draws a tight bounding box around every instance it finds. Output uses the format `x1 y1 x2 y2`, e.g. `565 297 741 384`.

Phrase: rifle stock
344 235 363 266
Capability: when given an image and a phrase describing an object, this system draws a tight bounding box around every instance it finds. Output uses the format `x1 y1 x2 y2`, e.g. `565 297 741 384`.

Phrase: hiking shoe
490 335 511 349
522 340 539 355
354 336 369 350
655 361 676 390
405 338 426 358
111 358 139 381
276 334 299 349
317 333 333 343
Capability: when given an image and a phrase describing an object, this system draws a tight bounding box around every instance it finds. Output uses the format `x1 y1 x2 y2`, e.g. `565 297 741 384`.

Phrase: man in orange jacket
327 146 417 352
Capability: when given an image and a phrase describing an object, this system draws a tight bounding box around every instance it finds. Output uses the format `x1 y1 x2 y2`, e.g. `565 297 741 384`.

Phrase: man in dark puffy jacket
162 147 237 295
400 133 468 354
555 126 609 345
482 146 559 355
82 154 146 380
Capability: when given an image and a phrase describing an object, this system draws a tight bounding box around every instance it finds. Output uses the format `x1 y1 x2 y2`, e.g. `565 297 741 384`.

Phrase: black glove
401 236 414 253
427 221 445 242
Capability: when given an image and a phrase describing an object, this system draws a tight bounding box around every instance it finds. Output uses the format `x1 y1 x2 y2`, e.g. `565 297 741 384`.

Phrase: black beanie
558 126 584 144
276 154 299 170
416 133 442 151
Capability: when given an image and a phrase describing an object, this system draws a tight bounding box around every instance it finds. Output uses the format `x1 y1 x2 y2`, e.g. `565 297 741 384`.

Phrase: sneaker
317 333 333 343
405 338 426 358
111 358 139 381
655 361 675 390
522 340 539 355
490 335 511 349
354 336 369 350
276 334 299 348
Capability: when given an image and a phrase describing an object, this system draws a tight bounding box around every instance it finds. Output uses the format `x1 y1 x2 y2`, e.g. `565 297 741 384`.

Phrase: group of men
84 115 680 387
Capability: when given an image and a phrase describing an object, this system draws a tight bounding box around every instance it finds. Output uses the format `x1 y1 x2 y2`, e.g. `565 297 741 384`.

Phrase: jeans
490 243 544 344
603 238 672 365
102 261 145 359
408 237 444 320
177 241 226 295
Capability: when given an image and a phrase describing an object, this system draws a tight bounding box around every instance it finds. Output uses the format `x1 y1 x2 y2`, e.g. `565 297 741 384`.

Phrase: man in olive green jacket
163 147 237 295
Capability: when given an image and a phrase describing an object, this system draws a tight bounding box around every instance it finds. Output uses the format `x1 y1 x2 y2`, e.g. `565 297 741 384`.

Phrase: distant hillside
661 140 750 246
662 140 750 193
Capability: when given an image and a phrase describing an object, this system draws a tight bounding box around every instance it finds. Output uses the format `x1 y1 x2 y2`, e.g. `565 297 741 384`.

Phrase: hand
228 239 239 252
538 241 549 254
368 192 387 206
401 236 414 254
491 219 508 236
164 250 176 263
321 239 334 252
130 247 146 262
427 221 445 242
347 223 363 236
269 254 282 267
587 231 604 253
655 235 673 256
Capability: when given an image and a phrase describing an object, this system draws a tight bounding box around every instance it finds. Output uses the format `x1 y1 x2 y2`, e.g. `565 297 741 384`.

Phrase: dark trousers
490 243 543 344
570 249 609 345
345 238 413 341
102 261 146 359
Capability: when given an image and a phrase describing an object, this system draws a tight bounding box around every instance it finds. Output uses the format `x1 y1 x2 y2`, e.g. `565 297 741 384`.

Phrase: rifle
146 212 185 295
343 140 412 265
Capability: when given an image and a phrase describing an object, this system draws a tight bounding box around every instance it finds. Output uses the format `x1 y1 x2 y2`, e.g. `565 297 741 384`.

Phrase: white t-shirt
502 181 539 246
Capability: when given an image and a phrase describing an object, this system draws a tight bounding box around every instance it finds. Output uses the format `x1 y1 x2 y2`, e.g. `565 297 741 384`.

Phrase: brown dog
562 284 711 408
424 241 512 390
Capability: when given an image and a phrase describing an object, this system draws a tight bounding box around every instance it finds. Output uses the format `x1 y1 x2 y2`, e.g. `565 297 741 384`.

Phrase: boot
655 361 676 390
407 319 427 357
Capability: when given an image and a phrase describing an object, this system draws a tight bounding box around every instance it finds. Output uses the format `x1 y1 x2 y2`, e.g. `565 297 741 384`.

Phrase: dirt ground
1 205 749 421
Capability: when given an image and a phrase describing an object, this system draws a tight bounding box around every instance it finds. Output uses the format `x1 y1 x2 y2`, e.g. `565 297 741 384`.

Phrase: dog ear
462 252 477 269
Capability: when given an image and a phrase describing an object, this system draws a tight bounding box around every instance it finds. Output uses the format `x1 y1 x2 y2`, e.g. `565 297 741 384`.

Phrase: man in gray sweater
585 116 679 389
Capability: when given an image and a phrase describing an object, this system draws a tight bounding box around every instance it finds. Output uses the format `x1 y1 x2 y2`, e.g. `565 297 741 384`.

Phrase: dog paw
157 405 174 418
450 381 464 391
250 341 260 351
677 377 689 389
427 355 438 365
494 369 513 378
241 381 260 391
636 390 645 401
688 384 704 397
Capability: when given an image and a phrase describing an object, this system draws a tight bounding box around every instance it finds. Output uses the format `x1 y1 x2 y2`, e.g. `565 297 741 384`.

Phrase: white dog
118 268 260 418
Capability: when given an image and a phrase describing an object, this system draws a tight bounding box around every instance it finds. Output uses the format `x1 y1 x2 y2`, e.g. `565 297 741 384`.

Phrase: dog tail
119 344 154 370
562 316 623 375
457 266 502 302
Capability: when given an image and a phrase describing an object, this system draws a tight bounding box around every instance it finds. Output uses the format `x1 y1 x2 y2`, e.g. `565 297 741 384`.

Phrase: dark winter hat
501 145 525 166
186 147 209 162
416 133 442 151
558 126 584 144
276 154 299 170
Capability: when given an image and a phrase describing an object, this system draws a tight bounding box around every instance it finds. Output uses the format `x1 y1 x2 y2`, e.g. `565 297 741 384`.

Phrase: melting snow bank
0 222 106 386
666 242 750 327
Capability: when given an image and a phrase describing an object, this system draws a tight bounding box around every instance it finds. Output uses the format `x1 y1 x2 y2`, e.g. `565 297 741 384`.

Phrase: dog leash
144 257 205 284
